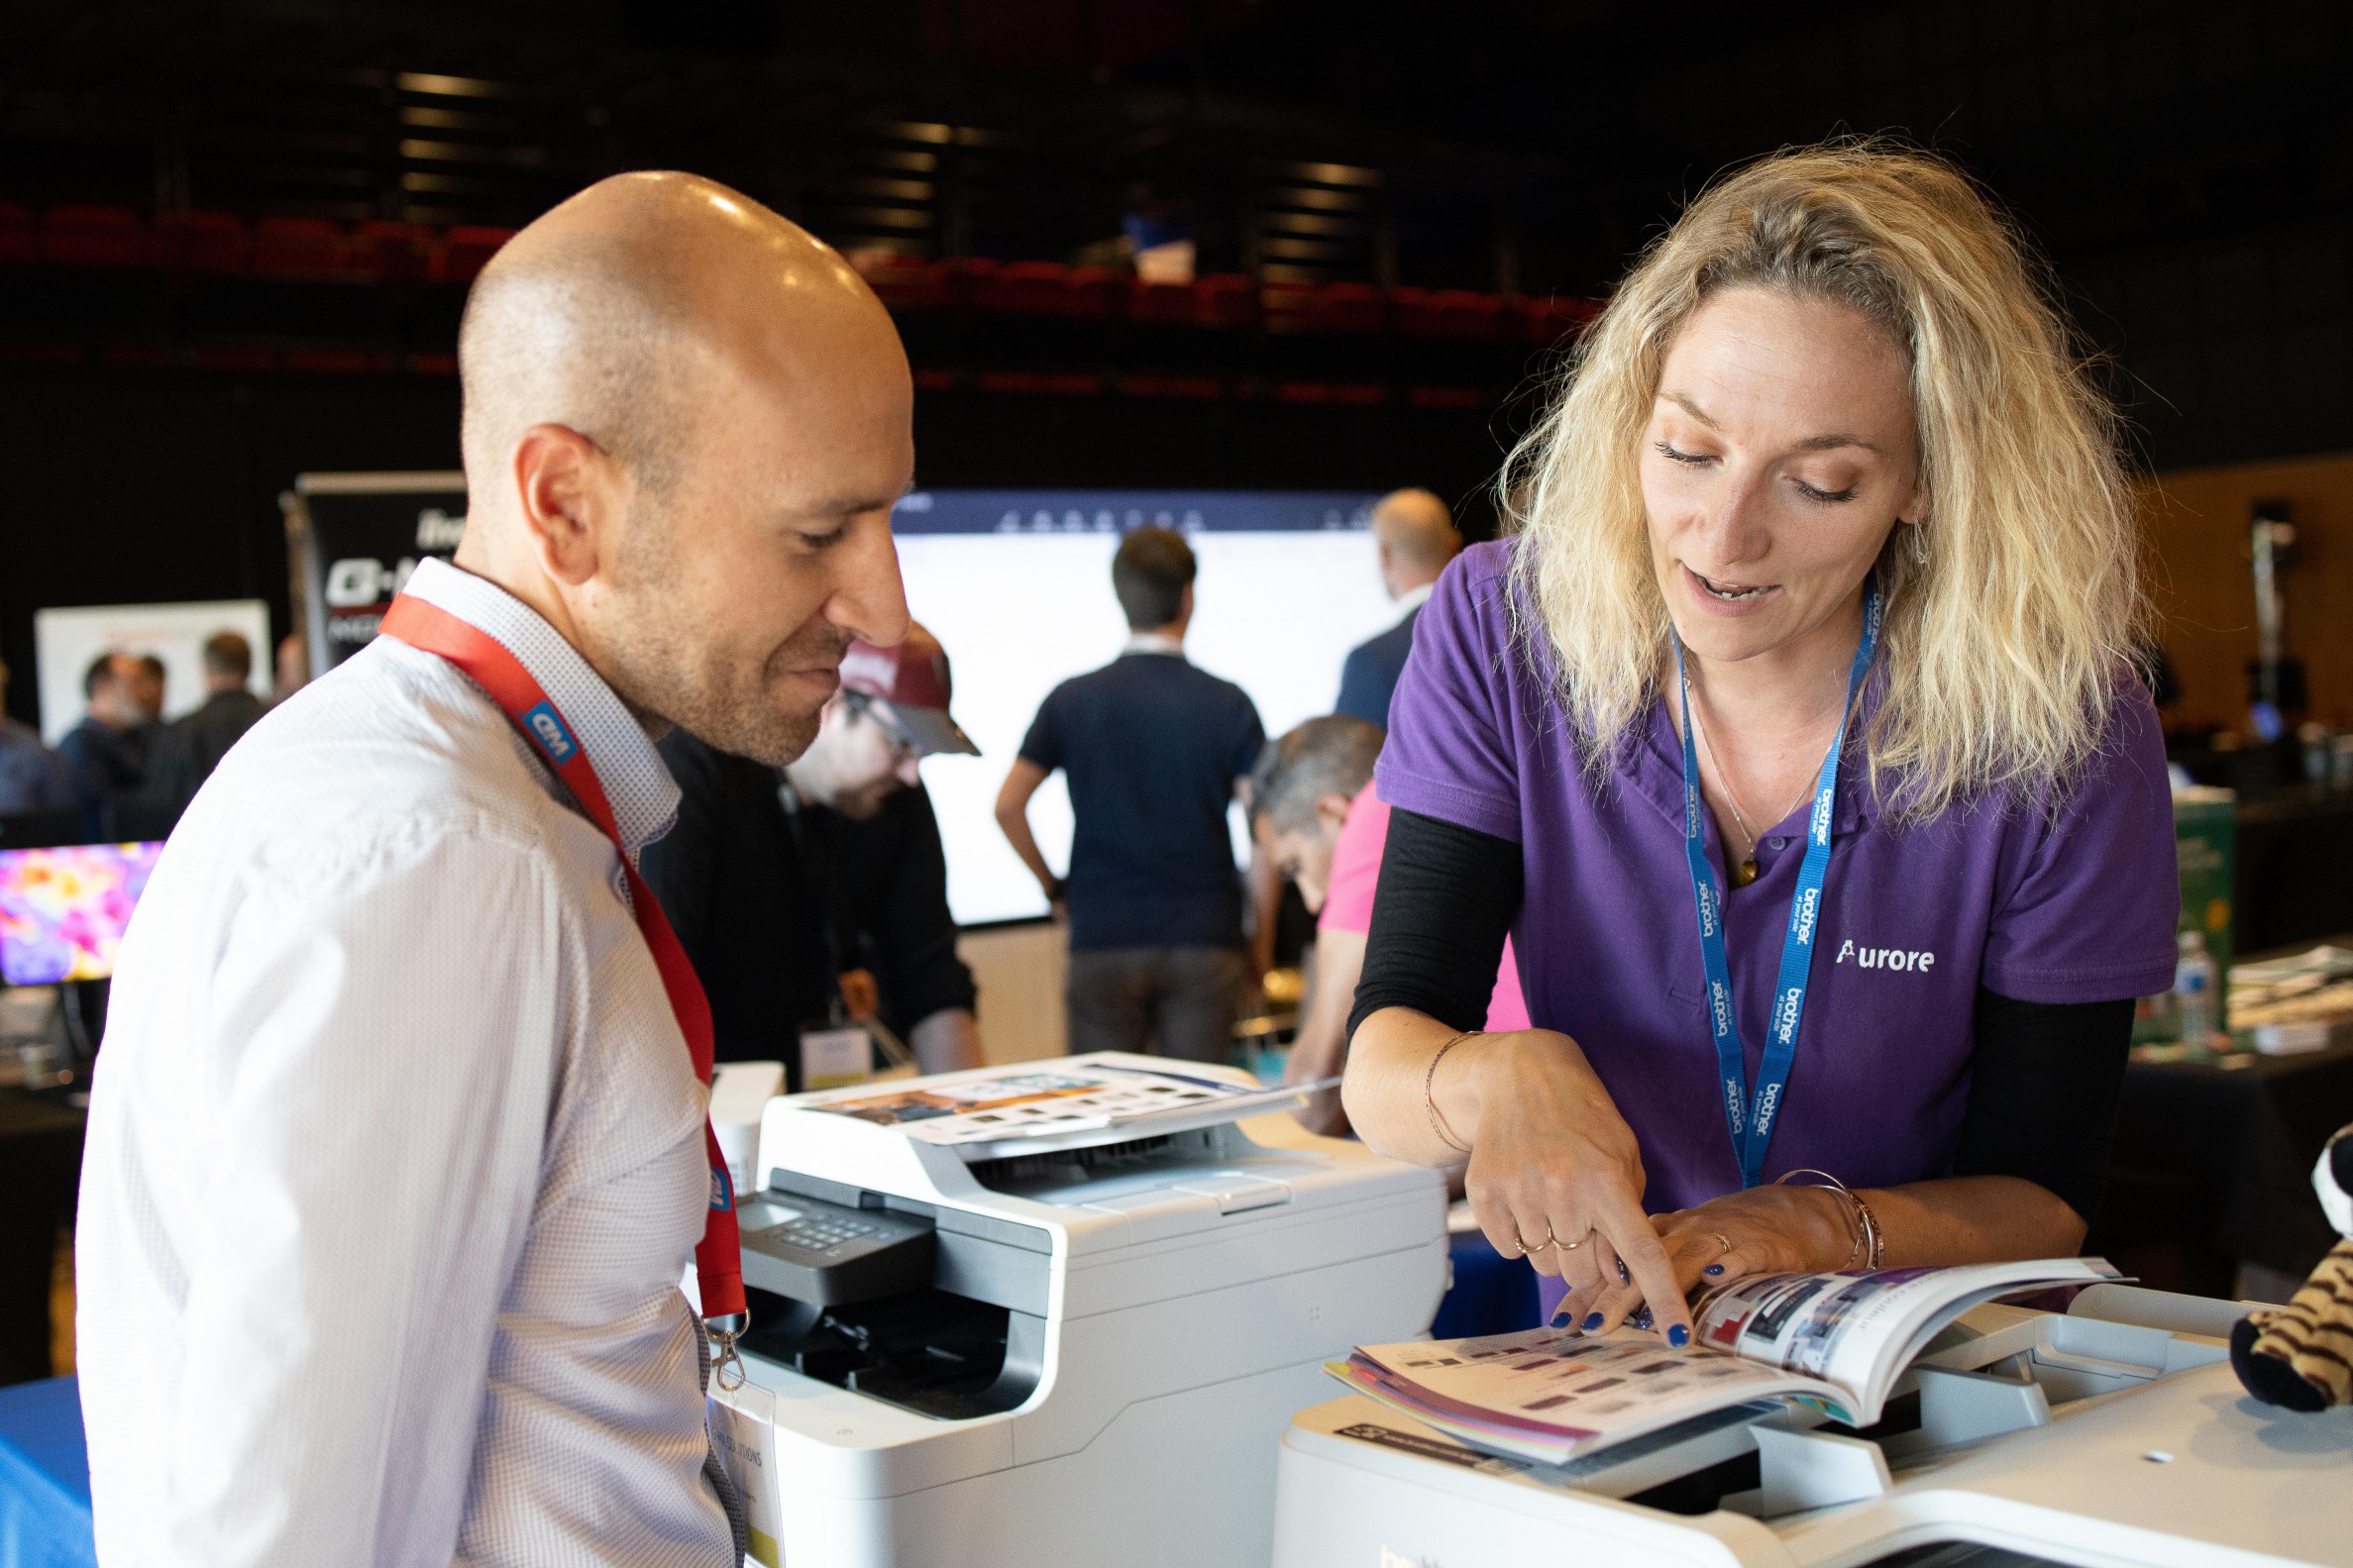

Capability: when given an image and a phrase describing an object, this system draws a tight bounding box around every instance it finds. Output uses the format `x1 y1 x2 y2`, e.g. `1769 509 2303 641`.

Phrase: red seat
1061 265 1116 318
978 261 1071 314
1129 278 1198 325
1264 280 1384 335
1393 287 1504 340
1517 294 1596 345
850 252 947 310
350 221 437 282
934 257 999 309
433 226 516 284
0 202 31 264
155 210 248 273
41 205 149 267
251 217 351 277
1192 273 1255 329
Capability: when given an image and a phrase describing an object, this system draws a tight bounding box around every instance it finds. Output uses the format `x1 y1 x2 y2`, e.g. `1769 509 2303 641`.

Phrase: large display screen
0 841 163 985
895 489 1399 925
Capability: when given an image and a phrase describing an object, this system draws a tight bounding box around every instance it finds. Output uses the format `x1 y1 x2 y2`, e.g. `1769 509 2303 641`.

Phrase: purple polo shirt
1376 540 2179 1215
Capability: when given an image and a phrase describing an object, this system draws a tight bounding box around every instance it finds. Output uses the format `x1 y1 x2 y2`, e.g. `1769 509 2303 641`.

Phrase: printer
718 1052 1448 1568
1271 1283 2353 1568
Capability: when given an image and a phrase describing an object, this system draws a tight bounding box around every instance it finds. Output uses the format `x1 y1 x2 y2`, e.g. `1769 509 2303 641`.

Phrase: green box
2172 785 2235 1019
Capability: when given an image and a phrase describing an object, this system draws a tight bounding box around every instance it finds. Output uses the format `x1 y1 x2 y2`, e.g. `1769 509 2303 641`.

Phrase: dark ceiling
1 0 2348 468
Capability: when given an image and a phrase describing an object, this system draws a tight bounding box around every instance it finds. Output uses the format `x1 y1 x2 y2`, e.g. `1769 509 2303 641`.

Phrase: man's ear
511 423 616 588
1315 792 1354 835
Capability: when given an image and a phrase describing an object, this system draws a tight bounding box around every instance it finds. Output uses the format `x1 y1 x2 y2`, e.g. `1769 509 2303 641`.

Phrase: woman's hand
1626 1185 1857 1314
1450 1030 1692 1346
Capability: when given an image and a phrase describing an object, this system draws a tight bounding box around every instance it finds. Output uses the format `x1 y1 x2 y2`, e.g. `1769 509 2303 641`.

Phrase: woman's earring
1907 519 1929 568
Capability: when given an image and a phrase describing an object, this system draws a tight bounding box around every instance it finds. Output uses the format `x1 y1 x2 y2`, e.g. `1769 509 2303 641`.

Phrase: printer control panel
738 1191 936 1307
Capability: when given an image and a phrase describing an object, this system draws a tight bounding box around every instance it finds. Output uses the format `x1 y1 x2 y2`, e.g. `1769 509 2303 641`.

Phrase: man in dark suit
1333 488 1462 728
56 653 154 841
151 632 268 811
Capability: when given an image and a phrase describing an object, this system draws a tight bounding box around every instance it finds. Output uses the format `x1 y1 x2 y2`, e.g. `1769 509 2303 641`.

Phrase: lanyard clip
706 1312 749 1394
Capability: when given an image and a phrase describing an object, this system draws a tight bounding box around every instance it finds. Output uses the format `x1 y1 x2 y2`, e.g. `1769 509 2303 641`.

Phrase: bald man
1334 488 1461 728
78 173 910 1565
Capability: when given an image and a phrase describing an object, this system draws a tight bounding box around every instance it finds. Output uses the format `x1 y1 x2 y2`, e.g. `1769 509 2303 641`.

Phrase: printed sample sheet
805 1064 1284 1146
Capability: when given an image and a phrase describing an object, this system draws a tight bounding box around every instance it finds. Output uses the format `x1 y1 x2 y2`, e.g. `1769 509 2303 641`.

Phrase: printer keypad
775 1216 881 1254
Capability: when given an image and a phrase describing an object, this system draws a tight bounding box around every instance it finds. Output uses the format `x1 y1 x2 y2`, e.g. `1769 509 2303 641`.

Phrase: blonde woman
1341 143 2179 1347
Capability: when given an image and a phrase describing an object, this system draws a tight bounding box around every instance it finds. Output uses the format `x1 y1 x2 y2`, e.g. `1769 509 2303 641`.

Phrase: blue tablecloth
0 1376 91 1568
1432 1230 1540 1340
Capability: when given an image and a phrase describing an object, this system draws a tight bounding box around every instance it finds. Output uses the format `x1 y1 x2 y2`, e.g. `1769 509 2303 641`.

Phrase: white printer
1272 1284 2353 1568
719 1052 1448 1568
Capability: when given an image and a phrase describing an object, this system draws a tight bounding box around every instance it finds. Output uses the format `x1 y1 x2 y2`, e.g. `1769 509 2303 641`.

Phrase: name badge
707 1380 782 1567
799 1026 871 1091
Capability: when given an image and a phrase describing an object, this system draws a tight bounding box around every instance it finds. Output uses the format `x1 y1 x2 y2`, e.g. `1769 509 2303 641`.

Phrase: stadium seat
433 226 517 283
155 210 248 273
251 217 351 277
0 203 31 264
1392 287 1504 340
41 205 149 267
1193 273 1255 328
350 221 438 282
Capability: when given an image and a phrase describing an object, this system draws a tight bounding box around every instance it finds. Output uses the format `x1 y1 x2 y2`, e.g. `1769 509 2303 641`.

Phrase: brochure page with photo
1329 1257 2118 1466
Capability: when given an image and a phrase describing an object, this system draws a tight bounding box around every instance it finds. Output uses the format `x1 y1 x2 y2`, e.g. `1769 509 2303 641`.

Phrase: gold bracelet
1424 1029 1481 1155
1777 1168 1885 1271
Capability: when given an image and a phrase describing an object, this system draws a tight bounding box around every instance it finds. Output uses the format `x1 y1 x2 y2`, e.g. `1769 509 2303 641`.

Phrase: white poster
33 600 271 744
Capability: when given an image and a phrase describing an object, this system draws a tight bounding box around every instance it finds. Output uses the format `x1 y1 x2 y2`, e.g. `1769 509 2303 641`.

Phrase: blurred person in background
643 623 985 1086
1334 488 1462 728
128 652 169 762
151 631 267 811
0 656 67 814
1250 716 1527 1136
56 653 152 839
271 631 310 703
998 525 1265 1062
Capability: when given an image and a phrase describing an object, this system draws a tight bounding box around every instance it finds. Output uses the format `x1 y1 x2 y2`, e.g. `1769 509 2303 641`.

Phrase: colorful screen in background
0 842 162 985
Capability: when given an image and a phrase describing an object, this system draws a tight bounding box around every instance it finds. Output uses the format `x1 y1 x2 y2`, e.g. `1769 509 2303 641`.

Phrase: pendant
1734 858 1760 888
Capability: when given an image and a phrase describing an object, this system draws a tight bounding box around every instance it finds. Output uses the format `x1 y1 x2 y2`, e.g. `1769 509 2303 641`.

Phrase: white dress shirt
77 558 737 1567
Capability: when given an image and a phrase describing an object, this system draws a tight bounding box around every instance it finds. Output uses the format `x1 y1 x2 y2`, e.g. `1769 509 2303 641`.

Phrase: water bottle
2174 930 2217 1045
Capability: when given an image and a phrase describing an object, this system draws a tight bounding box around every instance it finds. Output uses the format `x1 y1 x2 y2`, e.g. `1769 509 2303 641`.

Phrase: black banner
284 473 468 677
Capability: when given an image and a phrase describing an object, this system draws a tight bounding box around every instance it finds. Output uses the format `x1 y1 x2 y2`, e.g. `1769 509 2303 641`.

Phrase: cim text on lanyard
1674 581 1881 1191
379 592 748 1324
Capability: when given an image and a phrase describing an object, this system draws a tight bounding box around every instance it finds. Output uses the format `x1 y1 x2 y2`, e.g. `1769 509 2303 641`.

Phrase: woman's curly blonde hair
1505 140 2146 820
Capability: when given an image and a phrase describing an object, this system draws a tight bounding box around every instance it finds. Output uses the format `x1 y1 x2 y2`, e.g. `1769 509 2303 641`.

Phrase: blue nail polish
1617 1260 1631 1284
1631 1307 1654 1330
1703 1263 1725 1277
1667 1324 1690 1348
1580 1312 1604 1331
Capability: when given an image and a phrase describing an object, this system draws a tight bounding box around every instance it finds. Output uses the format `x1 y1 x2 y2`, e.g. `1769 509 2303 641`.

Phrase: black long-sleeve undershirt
1347 806 2134 1224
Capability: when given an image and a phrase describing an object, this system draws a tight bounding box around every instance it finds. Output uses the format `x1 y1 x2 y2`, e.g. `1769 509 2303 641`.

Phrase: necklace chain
1687 700 1836 861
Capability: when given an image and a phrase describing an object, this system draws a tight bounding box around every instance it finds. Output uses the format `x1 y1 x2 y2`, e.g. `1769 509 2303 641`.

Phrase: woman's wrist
1793 1184 1861 1271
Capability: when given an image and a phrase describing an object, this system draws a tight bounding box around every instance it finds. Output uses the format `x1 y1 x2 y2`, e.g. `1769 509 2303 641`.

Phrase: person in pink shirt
1248 716 1526 1136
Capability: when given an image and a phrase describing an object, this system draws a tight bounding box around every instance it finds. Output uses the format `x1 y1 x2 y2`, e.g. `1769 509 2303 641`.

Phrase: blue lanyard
1674 583 1880 1189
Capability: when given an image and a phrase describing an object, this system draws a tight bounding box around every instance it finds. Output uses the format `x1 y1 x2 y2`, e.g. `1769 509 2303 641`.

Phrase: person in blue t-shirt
997 526 1266 1062
1333 488 1461 729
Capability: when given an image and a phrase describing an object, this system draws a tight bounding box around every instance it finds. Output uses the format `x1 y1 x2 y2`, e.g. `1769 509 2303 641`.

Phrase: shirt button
1766 837 1788 850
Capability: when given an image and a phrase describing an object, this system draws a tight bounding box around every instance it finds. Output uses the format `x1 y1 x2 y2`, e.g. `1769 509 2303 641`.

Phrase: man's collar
400 558 682 852
1122 631 1186 657
1393 580 1437 616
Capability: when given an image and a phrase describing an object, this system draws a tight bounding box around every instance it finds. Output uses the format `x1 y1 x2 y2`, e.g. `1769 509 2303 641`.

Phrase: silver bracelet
1777 1167 1884 1270
1424 1029 1481 1155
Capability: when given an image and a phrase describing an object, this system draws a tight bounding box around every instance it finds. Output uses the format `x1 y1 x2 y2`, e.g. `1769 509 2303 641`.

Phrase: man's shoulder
200 639 574 866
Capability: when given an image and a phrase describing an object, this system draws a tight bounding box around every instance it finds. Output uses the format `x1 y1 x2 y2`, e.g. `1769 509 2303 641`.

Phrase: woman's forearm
1863 1174 2088 1268
1341 1006 1482 1166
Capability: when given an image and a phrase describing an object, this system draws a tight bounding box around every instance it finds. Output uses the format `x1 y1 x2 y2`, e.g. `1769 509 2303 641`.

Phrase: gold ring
1511 1232 1544 1256
1712 1232 1734 1255
1557 1227 1594 1252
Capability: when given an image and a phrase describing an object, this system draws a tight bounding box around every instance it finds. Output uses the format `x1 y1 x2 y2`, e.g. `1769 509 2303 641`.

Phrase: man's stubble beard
584 516 850 768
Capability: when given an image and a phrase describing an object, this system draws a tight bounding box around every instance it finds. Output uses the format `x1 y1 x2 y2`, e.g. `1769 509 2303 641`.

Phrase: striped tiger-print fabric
2249 1237 2353 1408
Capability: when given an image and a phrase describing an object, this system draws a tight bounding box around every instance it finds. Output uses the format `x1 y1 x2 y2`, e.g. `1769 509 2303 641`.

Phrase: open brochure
1329 1257 2119 1466
802 1062 1312 1148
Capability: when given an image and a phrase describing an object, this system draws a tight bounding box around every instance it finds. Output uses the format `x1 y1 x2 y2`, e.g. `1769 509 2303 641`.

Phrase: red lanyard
380 593 747 1326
